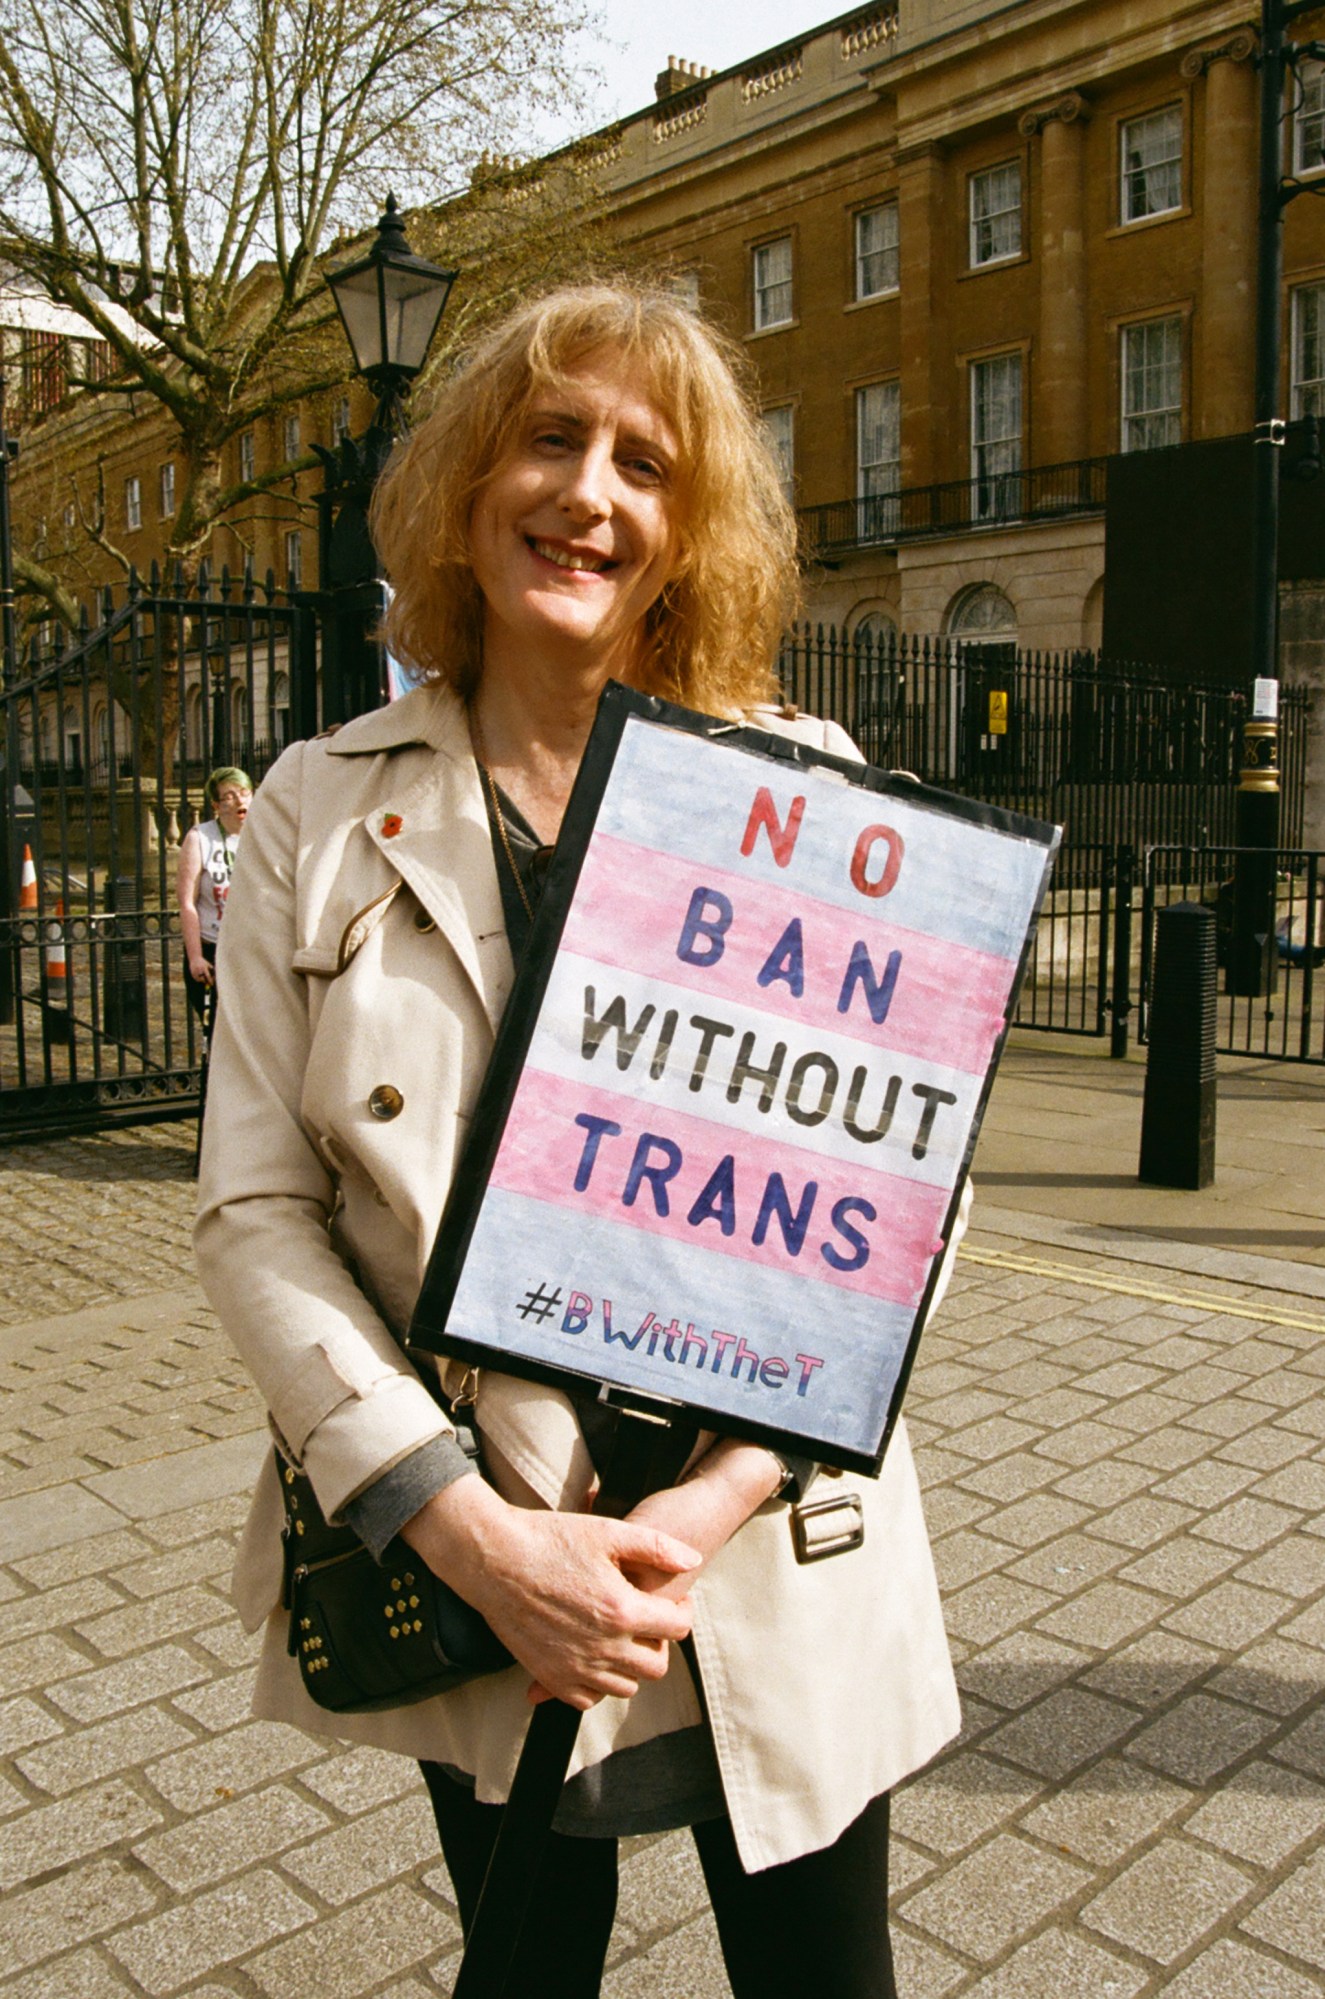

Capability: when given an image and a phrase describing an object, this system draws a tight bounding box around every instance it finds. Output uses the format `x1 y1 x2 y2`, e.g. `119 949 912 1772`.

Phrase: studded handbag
277 1440 512 1714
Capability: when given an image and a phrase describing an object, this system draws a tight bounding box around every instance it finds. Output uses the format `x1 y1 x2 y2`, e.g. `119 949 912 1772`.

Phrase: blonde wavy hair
370 281 800 711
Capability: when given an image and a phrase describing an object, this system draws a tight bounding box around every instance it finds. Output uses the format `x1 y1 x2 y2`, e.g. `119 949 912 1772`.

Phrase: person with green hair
177 765 252 1026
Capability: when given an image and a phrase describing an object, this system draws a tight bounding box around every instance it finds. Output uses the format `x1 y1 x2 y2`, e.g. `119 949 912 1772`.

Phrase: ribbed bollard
1139 901 1216 1189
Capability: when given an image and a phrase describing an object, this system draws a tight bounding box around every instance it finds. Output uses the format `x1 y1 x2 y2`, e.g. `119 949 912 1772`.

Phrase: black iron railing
0 564 313 1138
777 626 1309 859
799 457 1108 556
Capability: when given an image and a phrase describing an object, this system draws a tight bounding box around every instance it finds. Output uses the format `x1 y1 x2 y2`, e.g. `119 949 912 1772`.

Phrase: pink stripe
489 1069 949 1307
561 835 1011 1074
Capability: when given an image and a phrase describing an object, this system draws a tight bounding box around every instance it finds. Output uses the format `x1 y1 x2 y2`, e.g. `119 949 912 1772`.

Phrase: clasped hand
401 1473 700 1710
401 1439 784 1710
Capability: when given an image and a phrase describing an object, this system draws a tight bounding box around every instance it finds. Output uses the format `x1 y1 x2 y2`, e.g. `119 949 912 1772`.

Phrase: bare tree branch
0 0 606 581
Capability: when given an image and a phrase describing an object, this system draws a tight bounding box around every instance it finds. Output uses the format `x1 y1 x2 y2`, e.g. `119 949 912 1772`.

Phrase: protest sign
409 686 1060 1473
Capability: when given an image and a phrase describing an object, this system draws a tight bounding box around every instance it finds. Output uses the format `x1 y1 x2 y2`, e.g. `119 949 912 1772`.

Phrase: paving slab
1 1062 1323 1995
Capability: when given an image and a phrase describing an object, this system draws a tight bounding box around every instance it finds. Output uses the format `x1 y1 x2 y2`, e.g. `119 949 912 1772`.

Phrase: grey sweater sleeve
342 1434 476 1560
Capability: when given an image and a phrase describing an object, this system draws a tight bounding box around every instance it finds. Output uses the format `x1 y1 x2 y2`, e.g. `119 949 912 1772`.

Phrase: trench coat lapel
330 687 511 1030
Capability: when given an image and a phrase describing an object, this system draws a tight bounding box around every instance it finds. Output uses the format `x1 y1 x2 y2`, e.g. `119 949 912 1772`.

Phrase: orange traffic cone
43 897 73 1046
44 900 67 988
18 845 37 910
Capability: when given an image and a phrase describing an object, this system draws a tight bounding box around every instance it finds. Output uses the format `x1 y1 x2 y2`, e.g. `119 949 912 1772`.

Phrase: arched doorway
850 608 900 763
945 583 1017 657
943 584 1018 782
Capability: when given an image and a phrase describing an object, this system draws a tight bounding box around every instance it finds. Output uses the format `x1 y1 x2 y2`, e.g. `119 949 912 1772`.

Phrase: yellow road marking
958 1244 1325 1337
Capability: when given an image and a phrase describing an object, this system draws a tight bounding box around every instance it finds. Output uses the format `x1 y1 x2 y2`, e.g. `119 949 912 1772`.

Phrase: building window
159 462 176 517
332 395 352 442
1294 58 1325 174
21 331 67 417
238 430 256 482
283 413 301 462
1120 107 1182 223
1292 283 1325 415
284 529 303 589
752 237 793 330
970 354 1022 517
666 270 702 312
1121 317 1182 450
761 404 795 498
124 474 141 531
968 164 1021 267
273 671 291 750
856 381 900 536
855 203 898 299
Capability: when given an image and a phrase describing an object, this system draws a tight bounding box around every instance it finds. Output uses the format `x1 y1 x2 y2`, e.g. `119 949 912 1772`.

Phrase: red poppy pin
381 813 403 839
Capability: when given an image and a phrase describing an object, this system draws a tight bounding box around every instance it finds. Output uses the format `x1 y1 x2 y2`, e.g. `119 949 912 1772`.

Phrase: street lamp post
312 195 456 726
1230 0 1325 994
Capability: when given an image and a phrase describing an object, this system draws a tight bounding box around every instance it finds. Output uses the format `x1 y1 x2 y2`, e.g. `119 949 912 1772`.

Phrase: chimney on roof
655 56 713 100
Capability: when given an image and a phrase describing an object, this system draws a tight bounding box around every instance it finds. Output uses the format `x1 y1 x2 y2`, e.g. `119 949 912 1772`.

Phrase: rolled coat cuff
300 1372 457 1522
344 1434 475 1559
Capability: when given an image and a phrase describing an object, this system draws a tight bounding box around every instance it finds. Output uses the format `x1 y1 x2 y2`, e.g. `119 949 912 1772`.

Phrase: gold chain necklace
469 707 535 925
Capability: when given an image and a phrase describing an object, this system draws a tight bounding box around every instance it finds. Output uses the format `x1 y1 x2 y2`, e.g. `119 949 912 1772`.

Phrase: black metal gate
1141 846 1324 1063
0 567 314 1140
778 626 1315 1058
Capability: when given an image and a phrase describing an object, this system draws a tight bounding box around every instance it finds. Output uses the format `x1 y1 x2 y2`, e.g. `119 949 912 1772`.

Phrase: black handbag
277 1439 512 1714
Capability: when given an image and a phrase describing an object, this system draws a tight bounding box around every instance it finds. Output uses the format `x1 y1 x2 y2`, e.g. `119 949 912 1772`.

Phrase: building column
897 140 948 490
1021 94 1089 467
1186 33 1257 437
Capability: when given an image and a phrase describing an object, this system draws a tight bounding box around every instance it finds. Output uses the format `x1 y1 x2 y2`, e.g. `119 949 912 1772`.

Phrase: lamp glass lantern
327 195 457 390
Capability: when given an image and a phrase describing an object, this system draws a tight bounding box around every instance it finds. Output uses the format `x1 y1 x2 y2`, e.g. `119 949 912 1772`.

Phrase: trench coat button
368 1084 404 1120
413 907 436 934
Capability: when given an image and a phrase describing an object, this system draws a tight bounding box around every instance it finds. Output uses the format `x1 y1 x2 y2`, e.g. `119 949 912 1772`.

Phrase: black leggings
420 1763 897 1999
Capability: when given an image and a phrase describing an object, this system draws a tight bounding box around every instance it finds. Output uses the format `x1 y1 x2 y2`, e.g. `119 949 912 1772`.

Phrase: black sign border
407 682 1060 1475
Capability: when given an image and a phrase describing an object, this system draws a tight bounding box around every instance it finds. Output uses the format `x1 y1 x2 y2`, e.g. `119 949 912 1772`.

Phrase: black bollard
103 875 147 1043
1139 901 1216 1190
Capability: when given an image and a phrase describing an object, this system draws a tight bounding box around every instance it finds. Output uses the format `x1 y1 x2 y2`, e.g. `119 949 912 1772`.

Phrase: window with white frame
1121 316 1182 450
159 462 175 517
761 404 795 498
273 672 291 749
284 529 303 589
856 381 900 536
1294 58 1325 175
665 269 701 312
855 203 899 299
1292 282 1325 416
124 474 141 530
239 430 256 481
332 395 352 442
969 164 1021 267
752 237 793 330
1120 107 1182 223
283 413 301 462
970 354 1022 517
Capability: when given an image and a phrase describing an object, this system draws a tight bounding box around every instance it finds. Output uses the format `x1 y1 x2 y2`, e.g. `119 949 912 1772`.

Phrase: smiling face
467 348 683 683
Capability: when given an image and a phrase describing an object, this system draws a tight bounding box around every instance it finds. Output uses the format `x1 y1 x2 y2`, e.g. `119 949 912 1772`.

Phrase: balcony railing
799 456 1109 558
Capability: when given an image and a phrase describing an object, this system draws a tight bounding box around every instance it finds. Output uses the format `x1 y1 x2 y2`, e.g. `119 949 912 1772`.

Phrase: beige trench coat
195 682 961 1873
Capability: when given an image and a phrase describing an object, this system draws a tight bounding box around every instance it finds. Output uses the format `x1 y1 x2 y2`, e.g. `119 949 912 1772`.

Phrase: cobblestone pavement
0 1130 1322 1995
0 1125 197 1327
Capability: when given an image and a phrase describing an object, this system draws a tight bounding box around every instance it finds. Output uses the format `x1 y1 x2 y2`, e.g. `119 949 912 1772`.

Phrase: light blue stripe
445 1187 922 1464
596 717 1054 963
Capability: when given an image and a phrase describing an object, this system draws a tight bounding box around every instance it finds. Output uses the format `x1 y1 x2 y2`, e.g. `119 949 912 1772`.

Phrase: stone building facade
597 0 1325 675
9 0 1325 689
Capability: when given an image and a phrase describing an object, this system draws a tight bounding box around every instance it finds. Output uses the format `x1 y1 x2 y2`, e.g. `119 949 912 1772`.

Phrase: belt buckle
791 1491 865 1564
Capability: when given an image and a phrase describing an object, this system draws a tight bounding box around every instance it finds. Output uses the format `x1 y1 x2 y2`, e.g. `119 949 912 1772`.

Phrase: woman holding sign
196 283 962 1997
